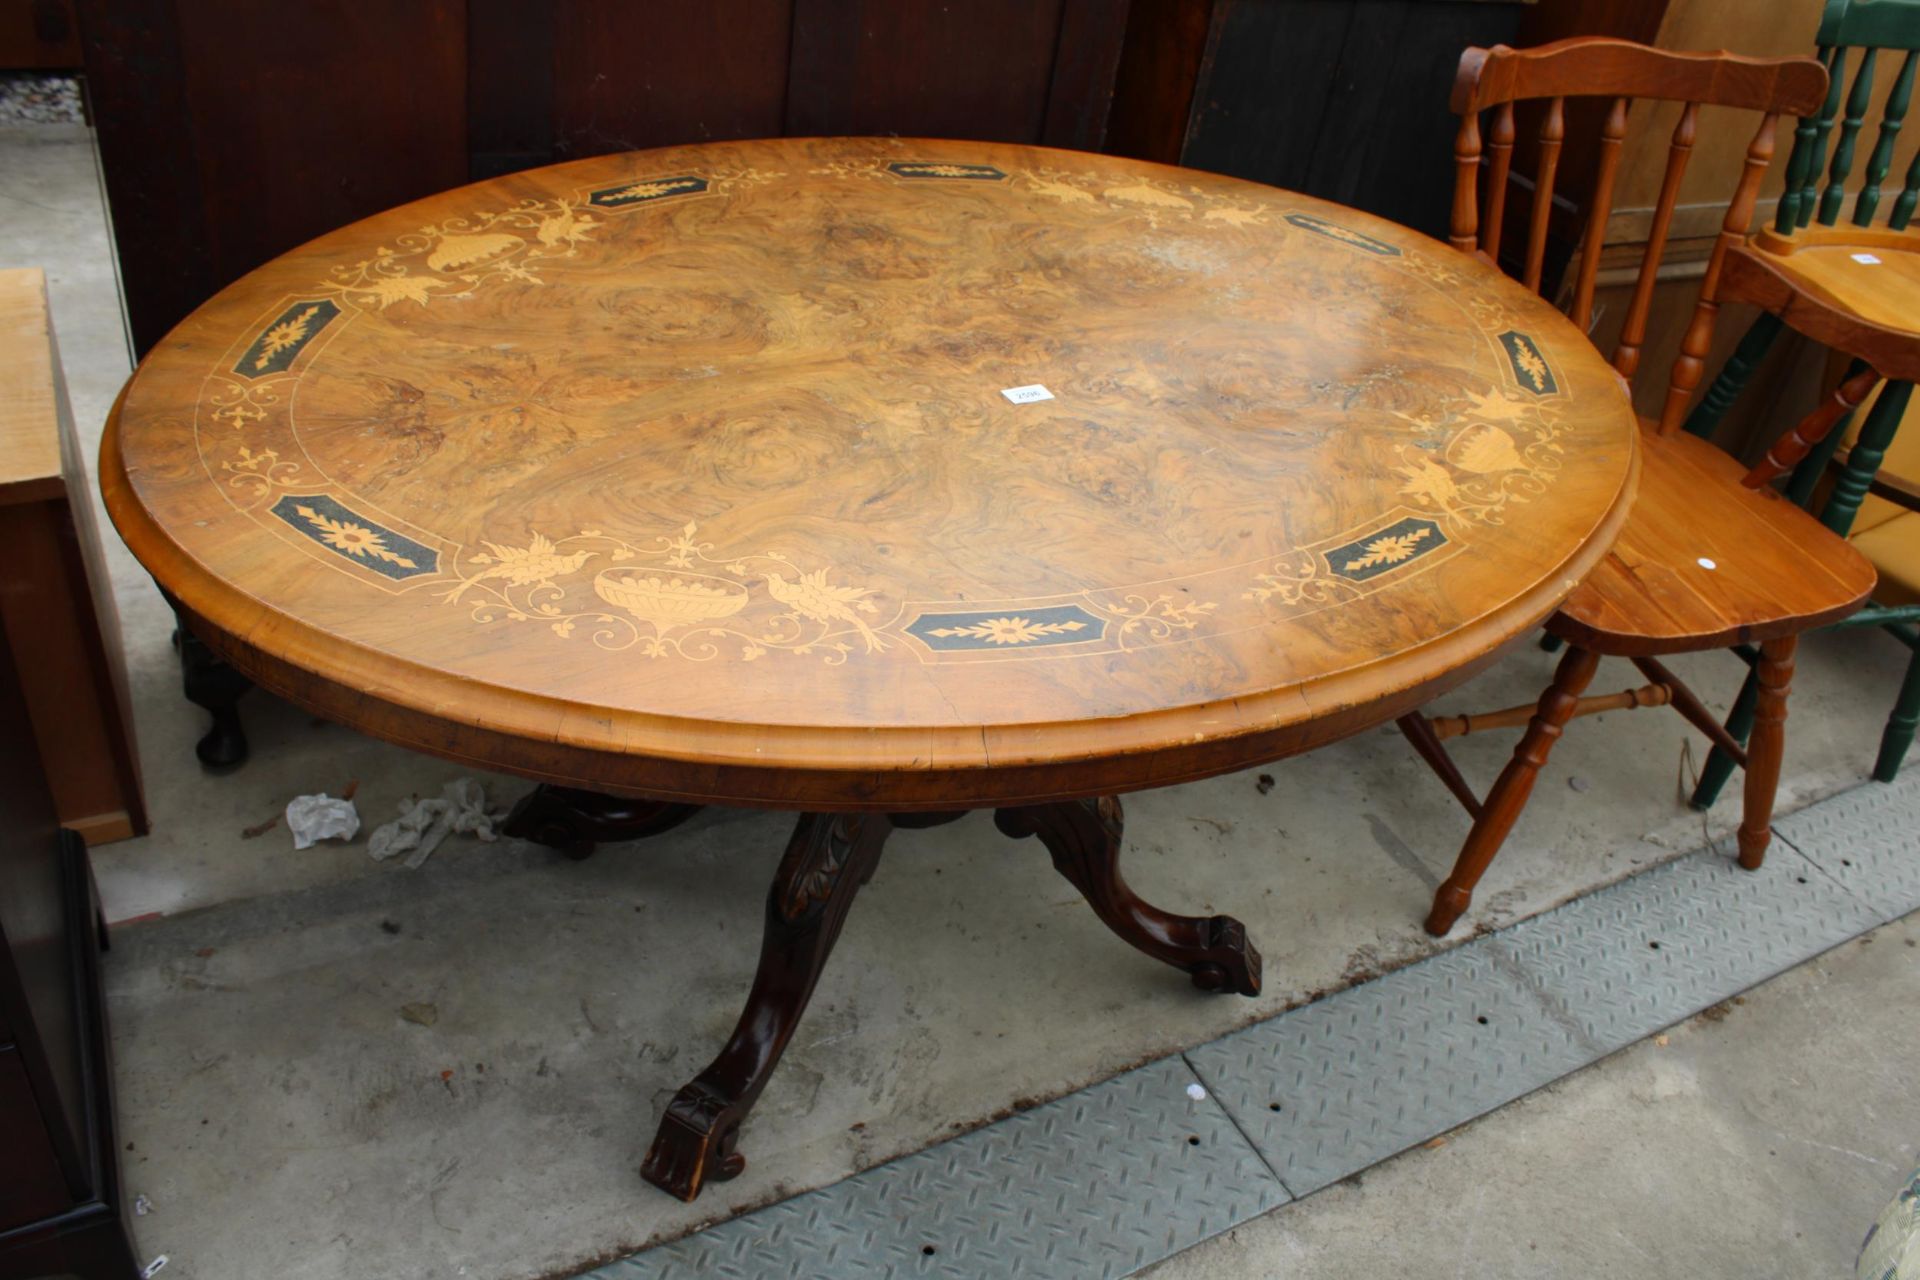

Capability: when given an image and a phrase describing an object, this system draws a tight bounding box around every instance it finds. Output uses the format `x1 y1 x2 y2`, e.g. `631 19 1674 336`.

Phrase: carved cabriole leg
502 785 701 860
1426 645 1601 936
1874 642 1920 782
641 812 891 1202
1738 636 1797 870
995 797 1262 997
174 623 251 768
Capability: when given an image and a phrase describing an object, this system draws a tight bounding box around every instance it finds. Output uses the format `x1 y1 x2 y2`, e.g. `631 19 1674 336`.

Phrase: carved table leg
995 797 1261 997
641 811 892 1201
173 624 251 769
503 785 702 860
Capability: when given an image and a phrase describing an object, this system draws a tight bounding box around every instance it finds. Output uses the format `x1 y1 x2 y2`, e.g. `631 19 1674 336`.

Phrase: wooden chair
1680 0 1920 803
1807 382 1920 779
1399 37 1876 938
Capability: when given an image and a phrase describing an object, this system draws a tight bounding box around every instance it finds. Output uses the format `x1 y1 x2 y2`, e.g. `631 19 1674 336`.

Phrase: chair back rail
1780 0 1920 233
1449 38 1827 435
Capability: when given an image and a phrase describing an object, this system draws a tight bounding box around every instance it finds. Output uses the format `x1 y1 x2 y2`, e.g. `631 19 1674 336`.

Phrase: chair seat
1550 424 1877 655
1721 230 1920 382
1853 511 1920 607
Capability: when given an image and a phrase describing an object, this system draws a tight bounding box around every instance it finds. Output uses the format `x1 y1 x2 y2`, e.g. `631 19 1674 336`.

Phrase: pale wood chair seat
1722 233 1920 381
1552 421 1878 654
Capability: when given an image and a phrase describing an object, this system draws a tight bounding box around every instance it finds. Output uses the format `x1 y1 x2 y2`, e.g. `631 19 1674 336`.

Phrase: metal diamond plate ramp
1772 775 1920 925
591 1056 1287 1280
1487 842 1880 1050
1184 939 1593 1195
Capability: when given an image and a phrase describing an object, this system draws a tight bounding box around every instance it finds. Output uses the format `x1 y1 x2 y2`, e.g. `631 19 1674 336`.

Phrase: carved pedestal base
503 785 701 860
996 797 1262 996
641 812 892 1201
640 797 1262 1201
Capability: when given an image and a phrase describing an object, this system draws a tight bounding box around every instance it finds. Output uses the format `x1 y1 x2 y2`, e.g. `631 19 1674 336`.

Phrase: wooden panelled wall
1109 0 1538 236
77 0 1132 356
79 0 1580 357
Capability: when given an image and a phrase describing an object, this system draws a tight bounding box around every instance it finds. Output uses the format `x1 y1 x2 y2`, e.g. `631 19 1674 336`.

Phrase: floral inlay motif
232 299 341 379
265 494 439 581
221 446 302 499
1499 330 1559 395
888 161 1007 181
209 379 280 429
588 176 709 208
1106 593 1219 649
923 615 1090 645
436 522 890 664
1387 366 1570 528
1343 527 1433 573
298 505 418 568
311 197 603 314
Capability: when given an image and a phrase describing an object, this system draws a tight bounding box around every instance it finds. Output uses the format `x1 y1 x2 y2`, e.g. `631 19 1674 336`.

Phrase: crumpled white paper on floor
367 778 504 869
284 793 361 850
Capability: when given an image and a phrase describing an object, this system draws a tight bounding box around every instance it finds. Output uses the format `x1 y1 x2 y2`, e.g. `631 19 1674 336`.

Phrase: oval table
102 137 1638 1201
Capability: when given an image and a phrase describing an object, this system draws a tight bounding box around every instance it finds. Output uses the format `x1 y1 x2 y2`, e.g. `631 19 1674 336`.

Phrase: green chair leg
1874 639 1920 782
1684 313 1783 440
1822 379 1913 536
1690 656 1761 810
1785 357 1873 508
1540 633 1564 653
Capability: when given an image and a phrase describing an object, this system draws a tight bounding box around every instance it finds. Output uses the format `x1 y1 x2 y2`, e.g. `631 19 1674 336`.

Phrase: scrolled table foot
503 784 701 860
640 811 892 1201
1186 915 1262 997
995 796 1263 998
640 1081 748 1201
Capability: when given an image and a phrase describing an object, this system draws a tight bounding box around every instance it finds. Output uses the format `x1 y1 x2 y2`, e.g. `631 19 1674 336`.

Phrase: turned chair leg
1427 645 1600 936
1873 639 1920 783
1690 655 1759 811
1736 636 1797 870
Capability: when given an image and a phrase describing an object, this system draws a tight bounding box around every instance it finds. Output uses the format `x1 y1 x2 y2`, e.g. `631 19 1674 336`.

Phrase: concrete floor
1147 912 1920 1280
6 122 1917 1279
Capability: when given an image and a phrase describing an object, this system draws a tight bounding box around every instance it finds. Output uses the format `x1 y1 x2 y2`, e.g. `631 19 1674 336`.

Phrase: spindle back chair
1680 0 1920 803
1399 39 1880 938
1449 38 1829 431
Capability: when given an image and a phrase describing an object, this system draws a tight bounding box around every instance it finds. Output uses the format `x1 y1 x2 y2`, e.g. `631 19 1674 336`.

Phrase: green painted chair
1686 0 1920 802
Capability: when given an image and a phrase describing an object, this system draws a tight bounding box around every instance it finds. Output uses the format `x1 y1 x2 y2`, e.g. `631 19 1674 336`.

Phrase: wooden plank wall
1107 0 1536 238
75 0 1131 356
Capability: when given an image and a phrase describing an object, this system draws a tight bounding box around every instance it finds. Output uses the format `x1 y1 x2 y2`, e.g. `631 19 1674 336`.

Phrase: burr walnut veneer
100 138 1638 1200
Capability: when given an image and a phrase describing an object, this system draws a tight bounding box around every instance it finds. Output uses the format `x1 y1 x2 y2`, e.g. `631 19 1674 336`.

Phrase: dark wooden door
1110 0 1536 238
77 0 1131 356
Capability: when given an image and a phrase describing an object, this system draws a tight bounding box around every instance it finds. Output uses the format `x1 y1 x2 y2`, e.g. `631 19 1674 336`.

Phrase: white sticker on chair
1698 557 1718 570
1852 252 1883 264
1001 384 1054 403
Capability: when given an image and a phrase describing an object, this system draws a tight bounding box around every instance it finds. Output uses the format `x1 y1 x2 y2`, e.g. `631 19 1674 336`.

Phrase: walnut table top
103 137 1639 810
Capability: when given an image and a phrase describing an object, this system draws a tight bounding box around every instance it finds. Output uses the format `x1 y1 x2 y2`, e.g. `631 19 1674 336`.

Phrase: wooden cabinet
0 269 146 846
0 622 138 1278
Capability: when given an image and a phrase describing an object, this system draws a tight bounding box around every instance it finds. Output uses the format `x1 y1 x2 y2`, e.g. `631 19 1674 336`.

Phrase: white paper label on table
1001 383 1054 403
